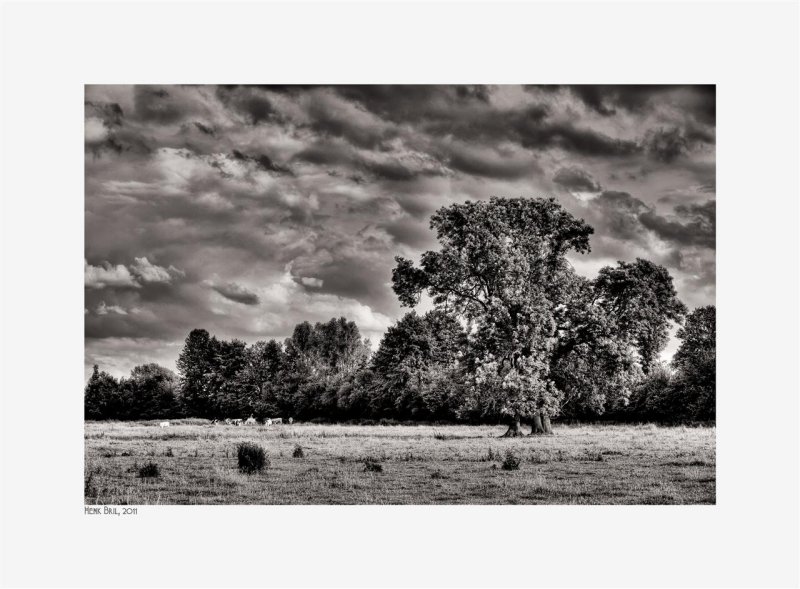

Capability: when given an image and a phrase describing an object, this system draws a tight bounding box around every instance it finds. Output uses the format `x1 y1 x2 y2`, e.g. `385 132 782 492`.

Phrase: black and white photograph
83 84 717 505
2 1 798 588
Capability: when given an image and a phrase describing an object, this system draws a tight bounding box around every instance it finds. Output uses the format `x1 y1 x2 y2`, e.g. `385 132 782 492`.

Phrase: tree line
85 197 715 428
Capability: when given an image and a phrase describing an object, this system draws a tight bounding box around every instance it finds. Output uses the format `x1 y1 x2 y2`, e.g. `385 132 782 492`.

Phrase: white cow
224 418 232 425
159 421 170 428
288 417 294 425
244 416 257 425
231 418 243 426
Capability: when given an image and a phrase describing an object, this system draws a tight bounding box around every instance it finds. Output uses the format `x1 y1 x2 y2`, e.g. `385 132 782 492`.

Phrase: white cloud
84 117 108 143
300 276 323 288
96 301 128 315
131 256 173 283
86 257 183 289
84 260 138 289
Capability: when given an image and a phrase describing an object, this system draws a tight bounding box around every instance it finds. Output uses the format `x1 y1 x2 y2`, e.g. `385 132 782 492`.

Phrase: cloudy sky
85 85 715 378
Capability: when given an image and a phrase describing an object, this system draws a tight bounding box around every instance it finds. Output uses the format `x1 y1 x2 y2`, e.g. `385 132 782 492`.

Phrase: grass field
84 420 715 505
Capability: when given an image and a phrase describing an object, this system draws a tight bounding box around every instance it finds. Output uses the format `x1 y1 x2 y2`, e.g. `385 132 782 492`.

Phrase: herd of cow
158 417 293 428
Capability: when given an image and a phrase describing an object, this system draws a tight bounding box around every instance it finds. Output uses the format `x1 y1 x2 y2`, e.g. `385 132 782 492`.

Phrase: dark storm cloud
85 84 715 377
640 200 716 248
85 101 124 126
644 127 690 163
335 85 494 123
210 282 260 305
591 191 651 241
193 121 215 136
444 143 542 180
588 191 716 250
230 149 293 175
553 166 602 192
293 140 356 167
516 120 640 156
215 85 278 125
305 93 396 149
559 85 716 124
133 86 185 124
335 87 639 159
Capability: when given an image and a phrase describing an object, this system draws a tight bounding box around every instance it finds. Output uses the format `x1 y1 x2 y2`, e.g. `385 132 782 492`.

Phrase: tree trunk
541 415 553 435
501 417 525 437
530 413 545 435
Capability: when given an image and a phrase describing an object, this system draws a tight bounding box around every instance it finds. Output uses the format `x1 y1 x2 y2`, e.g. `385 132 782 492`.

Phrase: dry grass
84 421 715 505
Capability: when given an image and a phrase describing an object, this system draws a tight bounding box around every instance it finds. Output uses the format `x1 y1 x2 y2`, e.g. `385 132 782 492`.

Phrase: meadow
84 420 715 505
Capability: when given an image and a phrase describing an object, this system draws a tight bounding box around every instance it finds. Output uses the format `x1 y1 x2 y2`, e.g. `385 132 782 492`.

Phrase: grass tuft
501 450 521 471
138 461 160 478
237 442 268 474
364 460 383 473
292 444 304 458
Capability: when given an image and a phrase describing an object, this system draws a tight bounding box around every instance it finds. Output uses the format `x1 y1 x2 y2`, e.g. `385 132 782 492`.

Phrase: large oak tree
392 197 686 435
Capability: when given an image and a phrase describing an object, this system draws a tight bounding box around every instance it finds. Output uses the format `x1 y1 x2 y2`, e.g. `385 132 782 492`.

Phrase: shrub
501 450 521 471
363 460 383 473
292 445 304 458
237 442 267 474
138 462 160 478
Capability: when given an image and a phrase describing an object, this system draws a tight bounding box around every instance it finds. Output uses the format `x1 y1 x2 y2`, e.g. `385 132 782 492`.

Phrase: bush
138 462 160 478
237 442 267 474
501 450 520 471
363 460 383 473
292 445 304 458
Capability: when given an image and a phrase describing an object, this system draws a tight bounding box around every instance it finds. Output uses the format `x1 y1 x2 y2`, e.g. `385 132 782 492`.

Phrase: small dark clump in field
84 471 98 497
292 445 304 458
138 462 160 478
430 470 447 479
237 442 268 474
433 431 449 440
164 447 174 457
501 450 521 471
364 460 383 473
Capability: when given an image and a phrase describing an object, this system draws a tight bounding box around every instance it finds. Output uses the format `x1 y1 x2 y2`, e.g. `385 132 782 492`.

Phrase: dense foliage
85 198 714 425
392 198 689 433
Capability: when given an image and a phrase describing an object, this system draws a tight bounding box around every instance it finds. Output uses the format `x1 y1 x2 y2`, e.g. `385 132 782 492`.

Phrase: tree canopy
392 197 686 434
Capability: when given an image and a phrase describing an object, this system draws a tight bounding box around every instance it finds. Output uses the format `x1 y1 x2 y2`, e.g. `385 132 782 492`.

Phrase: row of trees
85 197 716 428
